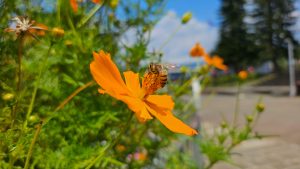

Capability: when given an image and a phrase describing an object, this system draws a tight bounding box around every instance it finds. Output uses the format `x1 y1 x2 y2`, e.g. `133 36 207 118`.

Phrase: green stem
175 78 193 97
24 122 42 169
158 24 182 51
17 36 24 92
56 0 61 25
23 42 54 131
233 82 241 126
85 113 134 169
77 3 104 28
11 36 24 128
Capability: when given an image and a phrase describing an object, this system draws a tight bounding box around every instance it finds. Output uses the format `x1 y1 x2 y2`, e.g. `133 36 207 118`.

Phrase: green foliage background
0 0 266 168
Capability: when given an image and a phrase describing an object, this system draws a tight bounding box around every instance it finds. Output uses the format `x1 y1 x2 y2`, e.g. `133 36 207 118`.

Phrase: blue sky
124 0 300 64
166 0 221 27
143 1 222 64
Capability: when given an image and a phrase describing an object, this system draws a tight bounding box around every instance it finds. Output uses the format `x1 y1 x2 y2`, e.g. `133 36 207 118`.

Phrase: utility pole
286 38 297 97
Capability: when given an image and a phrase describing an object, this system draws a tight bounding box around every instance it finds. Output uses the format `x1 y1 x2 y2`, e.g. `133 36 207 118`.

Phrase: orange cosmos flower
238 70 248 80
70 0 79 13
203 54 228 71
211 55 228 71
189 43 206 57
70 0 102 13
90 51 198 136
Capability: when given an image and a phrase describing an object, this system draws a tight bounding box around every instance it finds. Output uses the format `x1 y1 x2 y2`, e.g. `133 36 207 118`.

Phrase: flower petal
123 71 141 96
118 96 152 122
212 56 228 71
70 0 78 13
92 0 101 3
145 95 174 111
90 51 129 98
146 105 198 136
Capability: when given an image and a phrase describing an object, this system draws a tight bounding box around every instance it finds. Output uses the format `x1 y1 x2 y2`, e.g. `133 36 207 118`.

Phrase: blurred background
0 0 300 169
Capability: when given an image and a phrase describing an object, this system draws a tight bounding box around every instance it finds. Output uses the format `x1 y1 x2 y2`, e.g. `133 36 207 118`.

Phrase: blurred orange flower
204 54 228 71
116 144 126 152
5 16 48 38
238 70 248 80
70 0 102 13
90 51 198 136
189 43 206 57
134 152 147 161
92 0 101 3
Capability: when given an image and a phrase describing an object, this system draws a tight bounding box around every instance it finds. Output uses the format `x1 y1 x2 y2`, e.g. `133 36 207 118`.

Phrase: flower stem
24 121 42 169
158 25 181 52
233 82 241 126
85 113 134 169
54 81 94 112
17 36 24 92
11 36 24 128
23 42 54 131
175 78 192 97
77 3 104 28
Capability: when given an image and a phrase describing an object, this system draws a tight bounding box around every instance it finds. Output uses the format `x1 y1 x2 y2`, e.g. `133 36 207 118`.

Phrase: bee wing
163 63 178 70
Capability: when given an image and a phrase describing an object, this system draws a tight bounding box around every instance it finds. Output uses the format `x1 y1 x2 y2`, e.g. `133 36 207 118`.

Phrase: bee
144 63 177 93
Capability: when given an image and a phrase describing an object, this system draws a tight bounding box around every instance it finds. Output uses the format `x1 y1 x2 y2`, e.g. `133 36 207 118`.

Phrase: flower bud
2 93 14 101
110 0 119 9
29 115 39 123
256 103 265 113
181 12 192 24
246 115 253 123
52 27 64 38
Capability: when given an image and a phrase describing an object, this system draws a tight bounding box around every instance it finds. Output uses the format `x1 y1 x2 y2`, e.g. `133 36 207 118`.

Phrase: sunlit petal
146 105 198 136
119 96 152 121
145 95 174 111
90 51 129 97
123 71 141 97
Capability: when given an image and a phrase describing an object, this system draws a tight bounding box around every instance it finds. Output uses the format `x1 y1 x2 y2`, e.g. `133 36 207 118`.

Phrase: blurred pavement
199 92 300 169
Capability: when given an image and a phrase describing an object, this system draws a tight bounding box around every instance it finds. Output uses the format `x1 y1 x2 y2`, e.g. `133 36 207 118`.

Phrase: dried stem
54 81 95 112
24 122 42 169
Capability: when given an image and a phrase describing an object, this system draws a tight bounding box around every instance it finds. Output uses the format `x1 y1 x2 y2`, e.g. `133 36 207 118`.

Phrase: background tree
215 0 260 72
252 0 297 72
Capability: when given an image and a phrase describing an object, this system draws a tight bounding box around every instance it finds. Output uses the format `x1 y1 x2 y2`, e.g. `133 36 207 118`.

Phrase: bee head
148 63 159 73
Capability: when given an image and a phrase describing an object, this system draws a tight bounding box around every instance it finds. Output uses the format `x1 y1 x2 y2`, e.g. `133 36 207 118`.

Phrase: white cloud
148 11 219 64
121 11 219 65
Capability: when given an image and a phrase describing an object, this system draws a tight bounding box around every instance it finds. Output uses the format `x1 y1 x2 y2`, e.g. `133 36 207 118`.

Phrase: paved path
213 138 300 169
199 93 300 169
